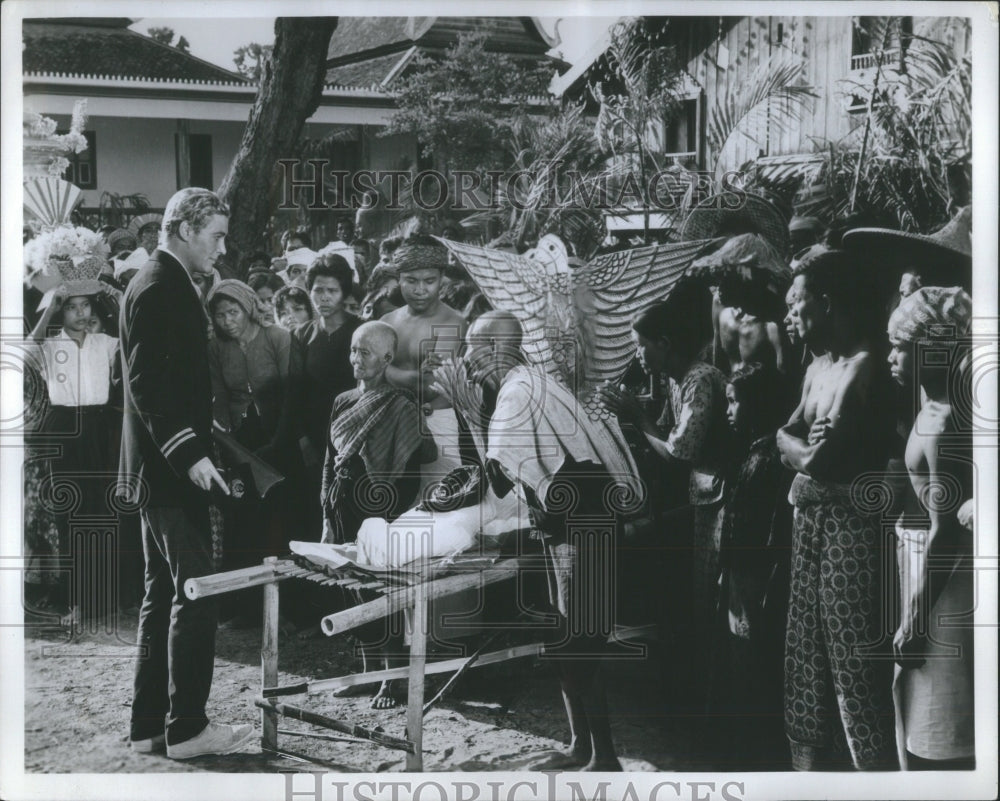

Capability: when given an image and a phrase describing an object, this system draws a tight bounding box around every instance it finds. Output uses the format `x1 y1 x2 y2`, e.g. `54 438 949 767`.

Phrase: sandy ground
23 610 693 775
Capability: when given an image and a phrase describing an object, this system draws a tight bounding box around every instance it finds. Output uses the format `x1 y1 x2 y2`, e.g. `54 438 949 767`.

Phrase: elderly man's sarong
784 475 897 770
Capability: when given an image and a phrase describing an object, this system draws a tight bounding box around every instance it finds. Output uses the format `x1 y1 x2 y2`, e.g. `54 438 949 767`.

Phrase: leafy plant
707 57 818 180
746 17 970 234
97 191 151 229
464 102 611 257
590 18 688 241
383 31 557 174
234 42 274 82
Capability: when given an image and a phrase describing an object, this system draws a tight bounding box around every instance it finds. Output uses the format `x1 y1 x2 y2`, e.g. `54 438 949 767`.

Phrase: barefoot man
776 249 897 770
381 234 467 493
436 311 643 771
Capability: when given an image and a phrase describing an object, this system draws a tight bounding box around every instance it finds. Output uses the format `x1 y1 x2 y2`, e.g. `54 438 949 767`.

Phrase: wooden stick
261 745 345 770
254 699 415 753
405 578 427 771
261 556 280 751
319 561 520 637
422 630 501 716
264 641 545 697
277 727 370 745
184 563 286 600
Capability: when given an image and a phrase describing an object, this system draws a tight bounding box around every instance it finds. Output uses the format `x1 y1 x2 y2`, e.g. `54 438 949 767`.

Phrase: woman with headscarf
886 286 975 770
207 279 304 624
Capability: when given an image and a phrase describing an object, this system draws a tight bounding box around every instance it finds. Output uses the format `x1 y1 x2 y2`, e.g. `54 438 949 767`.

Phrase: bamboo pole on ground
405 578 428 772
263 641 546 696
254 699 415 753
261 556 280 752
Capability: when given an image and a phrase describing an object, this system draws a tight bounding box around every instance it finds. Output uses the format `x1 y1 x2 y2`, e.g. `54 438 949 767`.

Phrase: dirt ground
23 609 694 775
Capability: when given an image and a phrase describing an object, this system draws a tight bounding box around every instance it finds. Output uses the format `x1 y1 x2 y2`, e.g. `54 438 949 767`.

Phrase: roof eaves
121 25 246 82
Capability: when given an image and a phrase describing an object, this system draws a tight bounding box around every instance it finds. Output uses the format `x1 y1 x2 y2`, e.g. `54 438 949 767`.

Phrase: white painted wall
30 113 245 207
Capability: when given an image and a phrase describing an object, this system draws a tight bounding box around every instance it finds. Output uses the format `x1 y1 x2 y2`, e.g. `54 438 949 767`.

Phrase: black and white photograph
1 2 997 799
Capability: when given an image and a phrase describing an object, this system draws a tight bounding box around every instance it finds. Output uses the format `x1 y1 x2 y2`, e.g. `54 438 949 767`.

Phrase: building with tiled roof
22 17 400 210
325 16 566 88
21 16 570 234
23 18 248 83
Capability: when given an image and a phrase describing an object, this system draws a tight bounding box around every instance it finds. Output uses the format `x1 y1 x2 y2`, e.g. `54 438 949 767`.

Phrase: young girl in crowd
600 278 731 719
710 361 793 769
273 285 313 330
28 287 119 627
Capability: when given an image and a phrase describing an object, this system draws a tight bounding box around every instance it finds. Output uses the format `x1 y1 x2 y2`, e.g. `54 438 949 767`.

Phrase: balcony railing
662 151 699 167
850 48 899 71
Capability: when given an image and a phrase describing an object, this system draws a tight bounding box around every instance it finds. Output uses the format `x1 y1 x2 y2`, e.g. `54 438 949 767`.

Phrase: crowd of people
22 185 976 769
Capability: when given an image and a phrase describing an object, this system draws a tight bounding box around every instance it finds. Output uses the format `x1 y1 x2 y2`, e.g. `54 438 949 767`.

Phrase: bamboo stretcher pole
405 578 427 772
264 641 546 697
254 699 415 753
184 562 286 600
319 560 520 637
261 556 280 751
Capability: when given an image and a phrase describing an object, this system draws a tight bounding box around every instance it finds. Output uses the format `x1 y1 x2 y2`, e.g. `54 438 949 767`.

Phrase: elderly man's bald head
353 320 398 359
467 311 523 348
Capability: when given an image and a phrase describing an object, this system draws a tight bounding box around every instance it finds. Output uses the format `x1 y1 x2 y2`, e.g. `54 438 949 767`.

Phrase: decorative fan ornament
438 234 723 421
23 177 113 308
23 177 83 228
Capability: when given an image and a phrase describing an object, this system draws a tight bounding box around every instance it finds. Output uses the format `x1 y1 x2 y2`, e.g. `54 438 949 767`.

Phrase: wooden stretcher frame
184 553 535 771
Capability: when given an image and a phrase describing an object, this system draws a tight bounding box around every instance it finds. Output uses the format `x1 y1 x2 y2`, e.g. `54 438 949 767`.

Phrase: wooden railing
850 49 899 71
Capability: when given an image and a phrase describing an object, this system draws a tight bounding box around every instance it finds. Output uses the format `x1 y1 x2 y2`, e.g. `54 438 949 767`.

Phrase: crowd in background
21 193 977 771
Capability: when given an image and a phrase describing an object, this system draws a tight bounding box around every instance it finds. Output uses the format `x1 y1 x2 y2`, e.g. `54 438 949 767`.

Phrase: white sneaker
166 722 255 759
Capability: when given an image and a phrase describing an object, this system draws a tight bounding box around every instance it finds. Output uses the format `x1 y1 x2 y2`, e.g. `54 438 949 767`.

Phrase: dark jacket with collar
118 249 213 507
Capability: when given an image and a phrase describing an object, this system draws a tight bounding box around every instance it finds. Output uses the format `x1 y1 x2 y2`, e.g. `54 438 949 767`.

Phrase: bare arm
777 359 868 479
776 366 814 470
897 429 968 667
28 286 67 343
766 321 786 375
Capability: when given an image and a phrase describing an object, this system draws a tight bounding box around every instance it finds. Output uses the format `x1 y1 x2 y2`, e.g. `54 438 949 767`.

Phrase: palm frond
707 58 819 177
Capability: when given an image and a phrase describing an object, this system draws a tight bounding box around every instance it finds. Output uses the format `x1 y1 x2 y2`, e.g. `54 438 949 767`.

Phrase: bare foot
582 756 623 772
530 747 591 770
60 605 81 630
370 681 400 710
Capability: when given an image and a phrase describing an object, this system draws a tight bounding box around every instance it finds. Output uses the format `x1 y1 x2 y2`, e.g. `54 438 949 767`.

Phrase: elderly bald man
437 311 643 771
321 321 424 545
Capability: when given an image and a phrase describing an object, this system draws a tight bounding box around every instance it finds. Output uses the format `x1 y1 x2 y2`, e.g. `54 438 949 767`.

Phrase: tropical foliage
747 17 971 233
384 32 558 174
707 57 818 179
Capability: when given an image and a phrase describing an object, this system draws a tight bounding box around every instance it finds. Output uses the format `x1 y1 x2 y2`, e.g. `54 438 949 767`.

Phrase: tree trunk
218 17 338 278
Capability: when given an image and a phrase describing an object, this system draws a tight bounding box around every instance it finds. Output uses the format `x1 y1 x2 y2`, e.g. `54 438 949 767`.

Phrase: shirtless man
381 235 467 492
701 235 791 377
716 301 787 375
775 249 897 770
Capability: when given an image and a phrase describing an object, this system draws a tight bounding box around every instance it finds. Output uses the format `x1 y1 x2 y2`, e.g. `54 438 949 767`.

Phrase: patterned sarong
784 474 897 770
